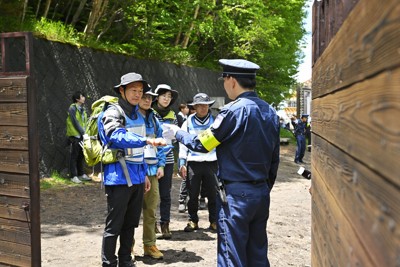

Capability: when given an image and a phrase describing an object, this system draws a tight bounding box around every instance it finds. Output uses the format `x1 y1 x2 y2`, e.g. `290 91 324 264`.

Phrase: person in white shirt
178 93 218 232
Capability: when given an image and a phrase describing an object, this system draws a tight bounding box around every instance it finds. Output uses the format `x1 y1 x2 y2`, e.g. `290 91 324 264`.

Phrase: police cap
219 59 260 79
301 114 309 118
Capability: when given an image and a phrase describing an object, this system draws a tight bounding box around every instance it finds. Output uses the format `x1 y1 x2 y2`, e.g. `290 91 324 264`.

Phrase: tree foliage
0 0 308 104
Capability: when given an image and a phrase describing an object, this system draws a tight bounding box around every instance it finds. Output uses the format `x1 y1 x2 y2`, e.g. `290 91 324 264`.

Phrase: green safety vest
66 103 88 137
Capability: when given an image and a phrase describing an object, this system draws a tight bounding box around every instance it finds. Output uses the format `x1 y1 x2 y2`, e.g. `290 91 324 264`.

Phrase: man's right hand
179 165 187 179
147 137 167 147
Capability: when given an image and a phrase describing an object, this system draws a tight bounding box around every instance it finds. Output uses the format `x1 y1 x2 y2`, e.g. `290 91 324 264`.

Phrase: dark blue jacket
175 91 280 189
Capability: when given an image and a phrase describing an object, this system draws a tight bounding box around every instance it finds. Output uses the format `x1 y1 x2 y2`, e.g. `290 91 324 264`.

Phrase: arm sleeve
155 118 166 167
178 120 189 159
101 106 147 149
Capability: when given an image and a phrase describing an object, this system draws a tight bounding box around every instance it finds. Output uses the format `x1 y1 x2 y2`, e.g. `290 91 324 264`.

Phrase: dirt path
41 144 311 266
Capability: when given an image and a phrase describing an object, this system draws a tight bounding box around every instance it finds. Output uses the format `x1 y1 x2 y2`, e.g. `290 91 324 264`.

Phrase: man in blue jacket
99 72 166 267
163 59 280 267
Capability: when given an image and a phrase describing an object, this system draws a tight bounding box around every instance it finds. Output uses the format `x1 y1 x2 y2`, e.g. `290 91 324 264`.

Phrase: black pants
102 184 144 267
186 161 218 223
69 137 84 177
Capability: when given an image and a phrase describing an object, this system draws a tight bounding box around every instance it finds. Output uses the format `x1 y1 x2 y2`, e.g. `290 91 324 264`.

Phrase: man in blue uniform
293 114 309 164
163 59 280 267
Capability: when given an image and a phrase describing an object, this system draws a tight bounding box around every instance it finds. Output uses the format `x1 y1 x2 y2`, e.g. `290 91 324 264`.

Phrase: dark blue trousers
217 182 270 267
295 135 306 162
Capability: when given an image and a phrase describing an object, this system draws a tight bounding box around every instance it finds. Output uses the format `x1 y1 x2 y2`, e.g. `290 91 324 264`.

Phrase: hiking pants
142 175 159 246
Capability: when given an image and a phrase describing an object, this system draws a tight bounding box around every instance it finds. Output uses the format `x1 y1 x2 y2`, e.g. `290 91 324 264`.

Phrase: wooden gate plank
0 103 28 126
0 150 29 174
312 135 400 266
312 0 400 97
312 69 400 186
0 173 30 198
0 126 28 150
0 77 27 102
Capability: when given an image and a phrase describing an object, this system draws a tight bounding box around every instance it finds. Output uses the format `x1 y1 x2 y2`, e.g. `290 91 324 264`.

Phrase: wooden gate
311 0 400 266
0 32 41 266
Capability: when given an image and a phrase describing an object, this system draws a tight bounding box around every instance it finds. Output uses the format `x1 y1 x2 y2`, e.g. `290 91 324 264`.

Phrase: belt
223 179 268 185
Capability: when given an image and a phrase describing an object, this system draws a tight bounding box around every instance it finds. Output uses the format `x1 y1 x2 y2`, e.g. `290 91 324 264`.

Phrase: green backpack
82 95 124 167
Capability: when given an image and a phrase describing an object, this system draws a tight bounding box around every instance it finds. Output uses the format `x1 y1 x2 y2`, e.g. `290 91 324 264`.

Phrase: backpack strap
101 103 133 187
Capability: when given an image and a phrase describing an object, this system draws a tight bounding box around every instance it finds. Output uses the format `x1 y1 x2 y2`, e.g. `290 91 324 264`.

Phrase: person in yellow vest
66 91 91 183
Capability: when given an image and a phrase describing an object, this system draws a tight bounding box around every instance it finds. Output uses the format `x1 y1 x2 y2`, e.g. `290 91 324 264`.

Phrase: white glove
162 124 180 140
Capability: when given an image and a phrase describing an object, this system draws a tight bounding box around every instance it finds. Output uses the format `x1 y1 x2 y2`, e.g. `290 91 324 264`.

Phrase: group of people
66 58 281 267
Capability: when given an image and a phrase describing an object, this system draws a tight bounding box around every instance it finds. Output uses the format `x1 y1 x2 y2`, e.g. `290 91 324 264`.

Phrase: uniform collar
236 91 257 100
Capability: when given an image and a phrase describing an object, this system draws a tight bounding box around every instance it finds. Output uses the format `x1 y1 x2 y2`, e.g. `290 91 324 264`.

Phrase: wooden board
0 103 28 126
311 169 375 266
0 173 30 198
311 135 400 266
312 68 400 186
0 150 29 174
0 195 30 222
0 126 28 150
0 77 27 102
312 0 400 97
0 240 31 266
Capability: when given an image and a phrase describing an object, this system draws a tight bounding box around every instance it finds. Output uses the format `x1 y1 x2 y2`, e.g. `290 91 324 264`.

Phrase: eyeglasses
141 95 153 100
160 95 173 100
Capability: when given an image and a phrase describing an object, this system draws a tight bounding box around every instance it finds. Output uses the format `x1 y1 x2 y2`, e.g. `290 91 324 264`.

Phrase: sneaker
178 202 186 213
79 174 92 181
71 176 82 183
157 222 172 239
184 221 199 232
209 222 217 231
144 245 164 259
199 198 206 210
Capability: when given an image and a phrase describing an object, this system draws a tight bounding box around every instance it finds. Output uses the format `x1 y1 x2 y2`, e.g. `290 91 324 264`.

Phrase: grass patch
280 127 295 143
40 170 76 190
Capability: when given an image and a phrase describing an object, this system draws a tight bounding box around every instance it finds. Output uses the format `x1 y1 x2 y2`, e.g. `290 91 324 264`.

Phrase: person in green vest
66 91 91 183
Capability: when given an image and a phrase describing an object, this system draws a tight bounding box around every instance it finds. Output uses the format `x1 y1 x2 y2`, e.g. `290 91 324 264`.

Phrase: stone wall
32 38 224 176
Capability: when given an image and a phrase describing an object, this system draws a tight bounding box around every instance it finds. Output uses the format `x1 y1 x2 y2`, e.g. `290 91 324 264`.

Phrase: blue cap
219 59 260 78
301 114 309 118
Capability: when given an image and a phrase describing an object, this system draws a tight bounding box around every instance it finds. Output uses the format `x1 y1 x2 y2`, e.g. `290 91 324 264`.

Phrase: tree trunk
43 0 52 18
84 0 109 36
71 0 88 26
35 0 42 18
97 5 120 41
65 0 75 24
21 0 29 24
181 4 200 49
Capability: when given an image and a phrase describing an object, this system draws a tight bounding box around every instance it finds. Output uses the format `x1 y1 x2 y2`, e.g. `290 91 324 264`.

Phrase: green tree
0 0 308 104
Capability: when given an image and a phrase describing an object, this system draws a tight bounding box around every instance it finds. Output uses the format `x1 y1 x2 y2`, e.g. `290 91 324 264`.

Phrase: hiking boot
178 202 186 213
184 221 199 232
199 198 206 210
71 176 82 183
79 174 92 181
144 245 164 259
209 222 217 231
157 222 172 239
